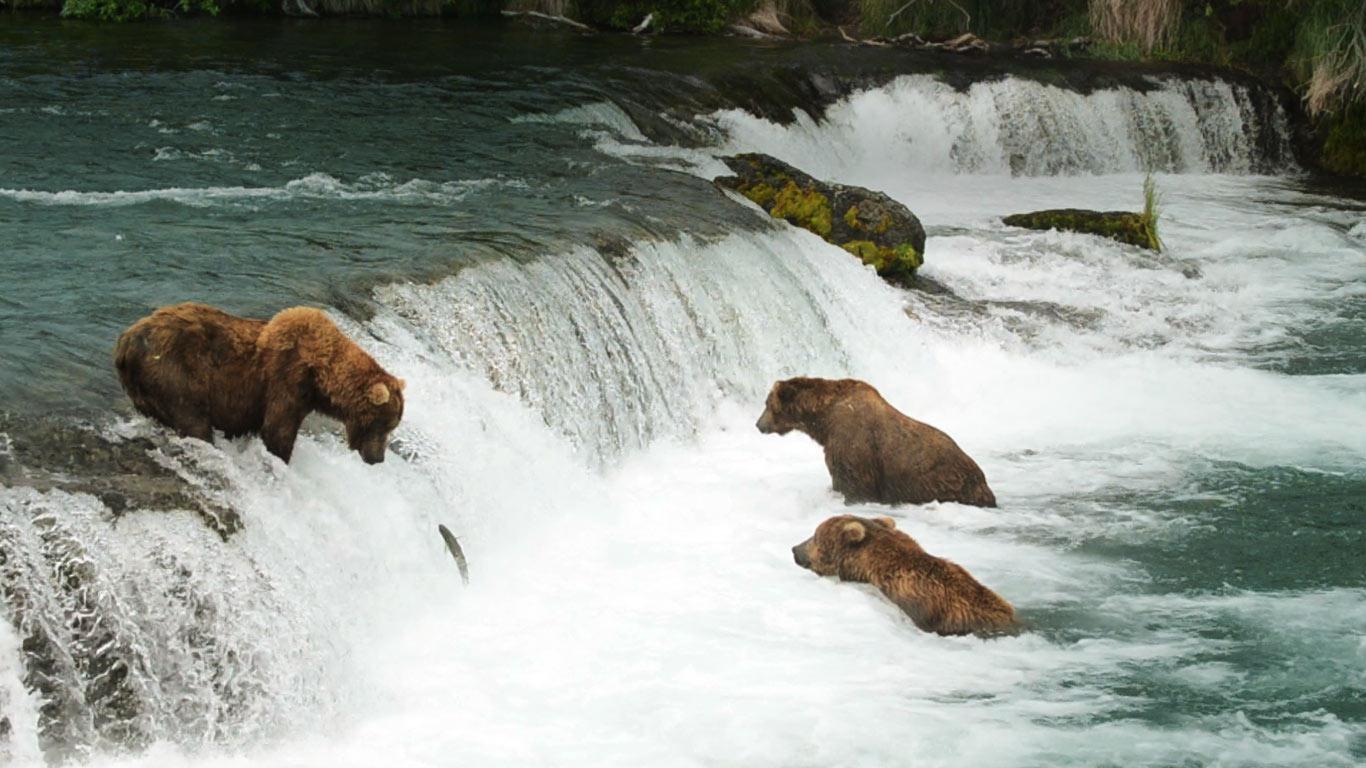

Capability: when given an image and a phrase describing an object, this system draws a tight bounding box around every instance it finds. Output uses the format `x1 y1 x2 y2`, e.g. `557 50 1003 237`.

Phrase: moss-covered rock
715 153 927 285
770 181 833 238
1002 208 1160 250
841 240 922 278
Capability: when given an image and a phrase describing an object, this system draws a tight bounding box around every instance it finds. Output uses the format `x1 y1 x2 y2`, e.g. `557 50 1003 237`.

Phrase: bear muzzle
358 438 388 464
791 539 813 569
756 409 779 434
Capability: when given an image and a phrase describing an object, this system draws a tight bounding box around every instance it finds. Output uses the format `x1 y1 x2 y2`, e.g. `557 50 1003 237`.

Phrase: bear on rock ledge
115 302 405 464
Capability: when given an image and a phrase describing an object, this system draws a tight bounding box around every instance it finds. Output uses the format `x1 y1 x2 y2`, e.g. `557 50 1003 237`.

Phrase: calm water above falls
0 18 1364 768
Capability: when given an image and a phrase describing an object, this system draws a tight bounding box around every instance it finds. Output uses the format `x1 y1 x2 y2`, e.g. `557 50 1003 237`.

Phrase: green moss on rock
738 181 778 207
1003 208 1160 250
843 204 861 230
716 152 928 285
771 182 832 238
841 239 878 261
842 201 897 235
841 240 922 278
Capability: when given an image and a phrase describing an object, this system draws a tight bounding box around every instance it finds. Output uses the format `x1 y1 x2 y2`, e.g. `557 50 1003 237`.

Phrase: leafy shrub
61 0 222 19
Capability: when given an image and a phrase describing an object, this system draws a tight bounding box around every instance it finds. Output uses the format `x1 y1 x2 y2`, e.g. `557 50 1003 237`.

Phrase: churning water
1 19 1363 768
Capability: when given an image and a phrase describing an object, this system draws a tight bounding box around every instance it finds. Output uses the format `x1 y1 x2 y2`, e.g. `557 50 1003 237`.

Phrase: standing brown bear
792 515 1018 636
756 377 996 507
114 302 405 464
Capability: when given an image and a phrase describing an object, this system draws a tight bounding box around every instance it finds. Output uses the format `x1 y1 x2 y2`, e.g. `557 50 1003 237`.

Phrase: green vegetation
1319 107 1366 176
1141 173 1163 251
47 0 479 20
843 202 895 235
60 0 225 20
841 240 923 278
1290 0 1366 115
768 181 833 237
736 175 835 238
1002 176 1163 251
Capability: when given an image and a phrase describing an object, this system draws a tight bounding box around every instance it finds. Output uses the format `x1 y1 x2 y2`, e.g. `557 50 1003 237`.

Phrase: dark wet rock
2 486 150 758
905 273 958 295
1 415 272 759
1003 208 1161 251
715 153 927 285
0 414 239 539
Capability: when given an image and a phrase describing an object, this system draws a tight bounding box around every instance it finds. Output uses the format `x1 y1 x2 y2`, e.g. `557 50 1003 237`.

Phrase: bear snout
756 410 776 434
358 440 388 464
792 540 813 569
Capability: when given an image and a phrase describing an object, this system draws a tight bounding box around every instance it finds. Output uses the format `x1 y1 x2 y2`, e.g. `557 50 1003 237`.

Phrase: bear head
346 376 406 464
756 377 869 435
791 514 898 578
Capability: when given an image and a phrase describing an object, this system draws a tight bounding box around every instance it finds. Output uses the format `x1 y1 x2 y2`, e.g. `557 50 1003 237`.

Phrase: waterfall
712 74 1295 178
372 231 910 462
2 59 1358 767
0 228 913 758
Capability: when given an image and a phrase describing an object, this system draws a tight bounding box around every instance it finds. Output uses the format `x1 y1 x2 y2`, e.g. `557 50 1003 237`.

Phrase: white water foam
0 174 525 209
511 101 648 142
711 74 1293 178
2 67 1362 764
1 206 1360 766
374 229 903 461
0 613 44 765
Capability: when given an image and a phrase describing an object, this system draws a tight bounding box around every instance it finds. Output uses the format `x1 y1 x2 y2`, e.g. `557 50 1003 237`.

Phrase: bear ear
395 378 407 392
841 520 867 544
874 516 896 529
368 381 391 406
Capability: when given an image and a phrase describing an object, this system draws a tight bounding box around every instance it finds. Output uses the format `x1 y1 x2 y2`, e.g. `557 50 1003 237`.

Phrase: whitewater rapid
11 210 1359 766
3 66 1364 767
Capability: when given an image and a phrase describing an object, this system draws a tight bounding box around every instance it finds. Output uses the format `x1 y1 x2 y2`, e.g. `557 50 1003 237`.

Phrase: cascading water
708 74 1294 178
2 24 1363 768
372 232 895 462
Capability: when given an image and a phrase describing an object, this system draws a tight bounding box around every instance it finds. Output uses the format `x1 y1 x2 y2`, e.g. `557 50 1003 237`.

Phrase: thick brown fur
792 515 1018 637
114 303 405 464
756 377 996 508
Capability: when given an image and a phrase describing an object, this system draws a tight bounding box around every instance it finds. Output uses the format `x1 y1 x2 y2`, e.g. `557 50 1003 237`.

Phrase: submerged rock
716 153 927 284
1002 208 1161 250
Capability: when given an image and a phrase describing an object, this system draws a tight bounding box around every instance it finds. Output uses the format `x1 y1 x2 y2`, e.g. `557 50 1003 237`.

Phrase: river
1 17 1363 767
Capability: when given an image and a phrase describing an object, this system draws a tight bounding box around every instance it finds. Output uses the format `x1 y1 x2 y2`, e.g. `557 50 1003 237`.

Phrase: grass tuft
1088 0 1181 53
1141 173 1162 252
1293 0 1366 115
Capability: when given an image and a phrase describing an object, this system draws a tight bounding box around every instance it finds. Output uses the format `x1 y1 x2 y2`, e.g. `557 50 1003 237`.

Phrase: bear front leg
825 448 880 504
260 397 306 464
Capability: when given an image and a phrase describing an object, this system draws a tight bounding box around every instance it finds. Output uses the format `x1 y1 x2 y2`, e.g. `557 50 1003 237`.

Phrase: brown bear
114 302 405 464
792 515 1018 636
756 377 996 507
